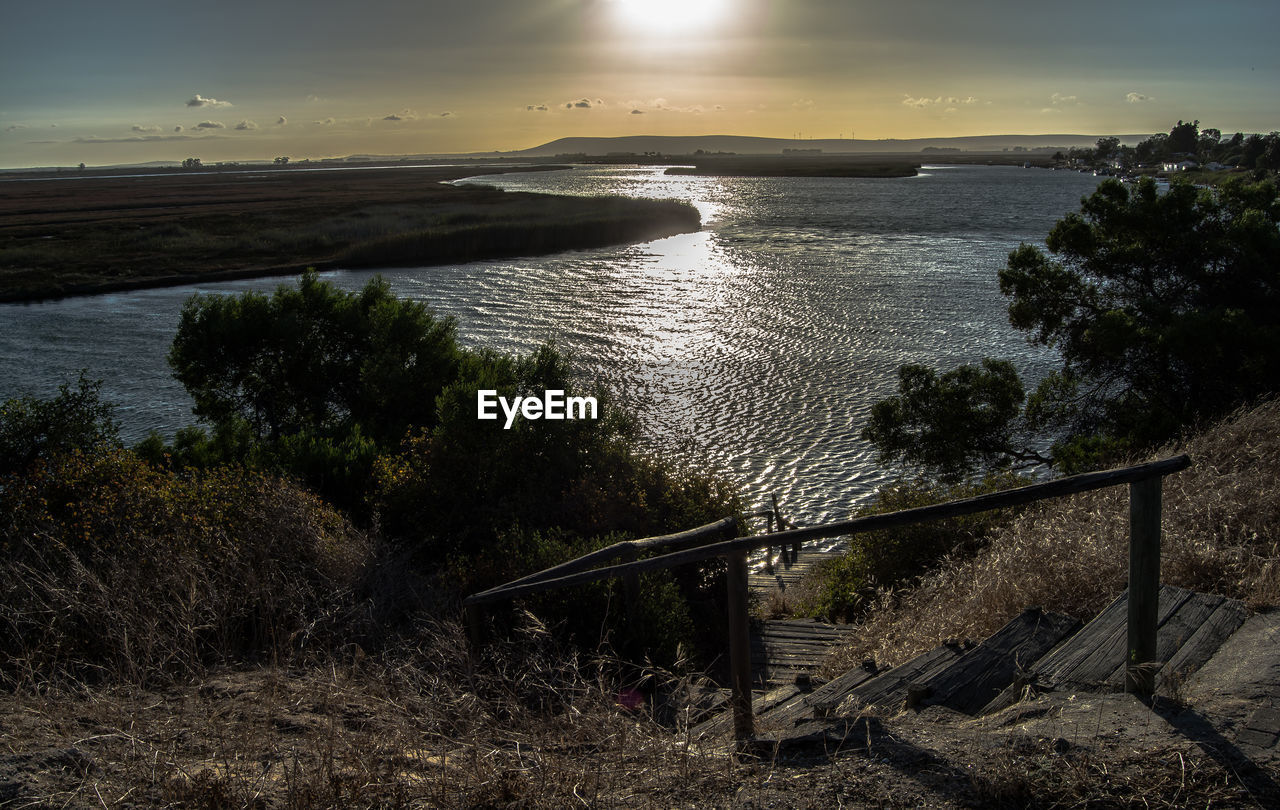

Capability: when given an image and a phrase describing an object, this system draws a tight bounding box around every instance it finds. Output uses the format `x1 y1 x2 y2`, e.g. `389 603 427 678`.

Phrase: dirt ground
4 616 1277 809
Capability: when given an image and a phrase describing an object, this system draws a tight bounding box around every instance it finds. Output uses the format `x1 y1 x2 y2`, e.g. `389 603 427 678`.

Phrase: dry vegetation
3 402 1278 806
823 397 1280 675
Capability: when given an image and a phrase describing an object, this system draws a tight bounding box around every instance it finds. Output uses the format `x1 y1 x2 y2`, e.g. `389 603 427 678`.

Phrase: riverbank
0 165 700 303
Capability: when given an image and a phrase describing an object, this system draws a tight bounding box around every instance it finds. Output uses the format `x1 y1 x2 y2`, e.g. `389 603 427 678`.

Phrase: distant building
1162 160 1200 171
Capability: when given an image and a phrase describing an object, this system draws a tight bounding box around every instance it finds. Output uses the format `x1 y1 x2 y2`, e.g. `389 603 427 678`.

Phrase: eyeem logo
477 390 599 429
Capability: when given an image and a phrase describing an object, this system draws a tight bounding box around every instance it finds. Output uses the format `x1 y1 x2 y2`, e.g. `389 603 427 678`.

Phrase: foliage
375 342 740 564
0 372 120 476
798 472 1029 623
862 359 1039 483
1002 176 1280 450
170 269 459 446
0 446 368 685
864 175 1280 478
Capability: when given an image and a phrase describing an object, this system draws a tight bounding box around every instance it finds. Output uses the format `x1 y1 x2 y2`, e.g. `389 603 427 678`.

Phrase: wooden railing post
620 544 640 627
726 550 754 743
1126 475 1163 694
465 603 484 654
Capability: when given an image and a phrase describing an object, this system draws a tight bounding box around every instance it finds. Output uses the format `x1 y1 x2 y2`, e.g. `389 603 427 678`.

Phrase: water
0 164 1101 525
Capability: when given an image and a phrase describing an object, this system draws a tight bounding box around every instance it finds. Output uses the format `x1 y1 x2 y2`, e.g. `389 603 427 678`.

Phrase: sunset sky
3 0 1278 167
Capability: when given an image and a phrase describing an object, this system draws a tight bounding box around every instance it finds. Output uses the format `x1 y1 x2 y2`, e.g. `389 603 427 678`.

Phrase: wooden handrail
464 453 1191 741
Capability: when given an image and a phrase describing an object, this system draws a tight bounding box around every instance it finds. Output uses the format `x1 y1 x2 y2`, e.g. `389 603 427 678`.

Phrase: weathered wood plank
835 643 967 715
1061 585 1192 687
757 664 880 729
1158 598 1250 687
1105 590 1224 687
923 608 1081 716
690 685 801 740
1033 590 1129 684
1038 585 1193 690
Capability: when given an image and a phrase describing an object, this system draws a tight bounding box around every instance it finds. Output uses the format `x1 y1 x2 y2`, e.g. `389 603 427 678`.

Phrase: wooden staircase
694 584 1250 743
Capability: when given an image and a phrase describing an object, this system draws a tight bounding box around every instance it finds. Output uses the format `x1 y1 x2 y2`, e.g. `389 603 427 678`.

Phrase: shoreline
0 163 699 304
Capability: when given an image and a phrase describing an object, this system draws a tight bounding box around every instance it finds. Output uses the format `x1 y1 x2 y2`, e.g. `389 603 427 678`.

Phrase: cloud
439 111 454 118
383 109 417 122
234 120 258 131
902 95 942 109
74 134 218 144
1126 91 1154 104
4 124 27 132
904 95 977 110
314 117 336 126
186 94 232 108
1050 92 1079 105
630 108 644 115
526 104 549 112
792 98 815 110
627 98 706 114
174 125 183 132
714 105 725 111
275 116 287 126
131 124 162 133
305 94 324 103
1040 108 1061 114
196 121 224 129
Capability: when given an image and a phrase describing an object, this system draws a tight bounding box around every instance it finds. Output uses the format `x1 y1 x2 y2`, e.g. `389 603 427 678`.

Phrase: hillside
512 133 1153 157
2 401 1277 806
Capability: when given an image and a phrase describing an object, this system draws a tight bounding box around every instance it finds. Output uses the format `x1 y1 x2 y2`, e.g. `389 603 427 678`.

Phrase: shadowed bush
0 448 369 687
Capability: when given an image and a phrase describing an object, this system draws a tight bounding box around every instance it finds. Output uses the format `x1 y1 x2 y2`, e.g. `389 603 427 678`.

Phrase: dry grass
824 398 1280 675
0 619 745 808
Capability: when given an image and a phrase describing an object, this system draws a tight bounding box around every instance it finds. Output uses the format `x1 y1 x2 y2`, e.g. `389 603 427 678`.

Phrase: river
0 164 1102 524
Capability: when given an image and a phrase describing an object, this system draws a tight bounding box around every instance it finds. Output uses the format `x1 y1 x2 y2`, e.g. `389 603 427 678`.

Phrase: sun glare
613 0 729 33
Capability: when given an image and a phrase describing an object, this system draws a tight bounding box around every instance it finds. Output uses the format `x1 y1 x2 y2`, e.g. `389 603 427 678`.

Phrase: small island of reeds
0 164 700 303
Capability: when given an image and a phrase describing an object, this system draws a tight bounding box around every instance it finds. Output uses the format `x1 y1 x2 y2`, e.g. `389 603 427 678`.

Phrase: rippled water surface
0 165 1102 524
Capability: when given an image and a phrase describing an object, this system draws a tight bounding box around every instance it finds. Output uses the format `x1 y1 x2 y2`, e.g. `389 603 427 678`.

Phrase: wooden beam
726 551 754 742
465 456 1191 608
1127 476 1163 694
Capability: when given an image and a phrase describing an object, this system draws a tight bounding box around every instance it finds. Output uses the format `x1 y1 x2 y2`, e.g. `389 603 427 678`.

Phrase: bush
0 373 119 476
798 472 1029 622
0 447 369 686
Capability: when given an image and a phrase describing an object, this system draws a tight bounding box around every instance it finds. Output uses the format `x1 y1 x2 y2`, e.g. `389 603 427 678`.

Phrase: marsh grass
822 397 1280 675
0 177 701 301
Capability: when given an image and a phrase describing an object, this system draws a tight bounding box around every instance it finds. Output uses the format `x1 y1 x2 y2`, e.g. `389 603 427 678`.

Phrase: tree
181 157 202 169
169 270 460 446
863 360 1043 483
1167 119 1200 155
864 176 1280 478
0 373 120 475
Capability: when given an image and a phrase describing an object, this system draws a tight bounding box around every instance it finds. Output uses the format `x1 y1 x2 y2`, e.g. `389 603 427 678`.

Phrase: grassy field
0 165 700 302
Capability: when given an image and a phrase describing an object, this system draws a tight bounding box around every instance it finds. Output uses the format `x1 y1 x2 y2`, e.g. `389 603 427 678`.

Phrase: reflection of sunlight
612 0 729 34
625 229 737 365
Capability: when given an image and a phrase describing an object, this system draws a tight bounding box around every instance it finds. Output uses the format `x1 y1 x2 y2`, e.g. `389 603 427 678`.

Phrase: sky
2 0 1278 167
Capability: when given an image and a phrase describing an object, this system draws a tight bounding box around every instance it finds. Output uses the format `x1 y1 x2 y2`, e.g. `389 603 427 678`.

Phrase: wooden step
919 608 1081 716
749 618 856 687
986 585 1249 712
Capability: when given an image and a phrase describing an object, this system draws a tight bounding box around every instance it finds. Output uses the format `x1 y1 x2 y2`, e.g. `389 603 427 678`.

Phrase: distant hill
510 133 1153 157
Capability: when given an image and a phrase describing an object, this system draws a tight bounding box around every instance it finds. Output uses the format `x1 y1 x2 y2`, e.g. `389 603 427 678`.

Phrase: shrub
0 373 120 476
798 472 1030 623
0 447 369 686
